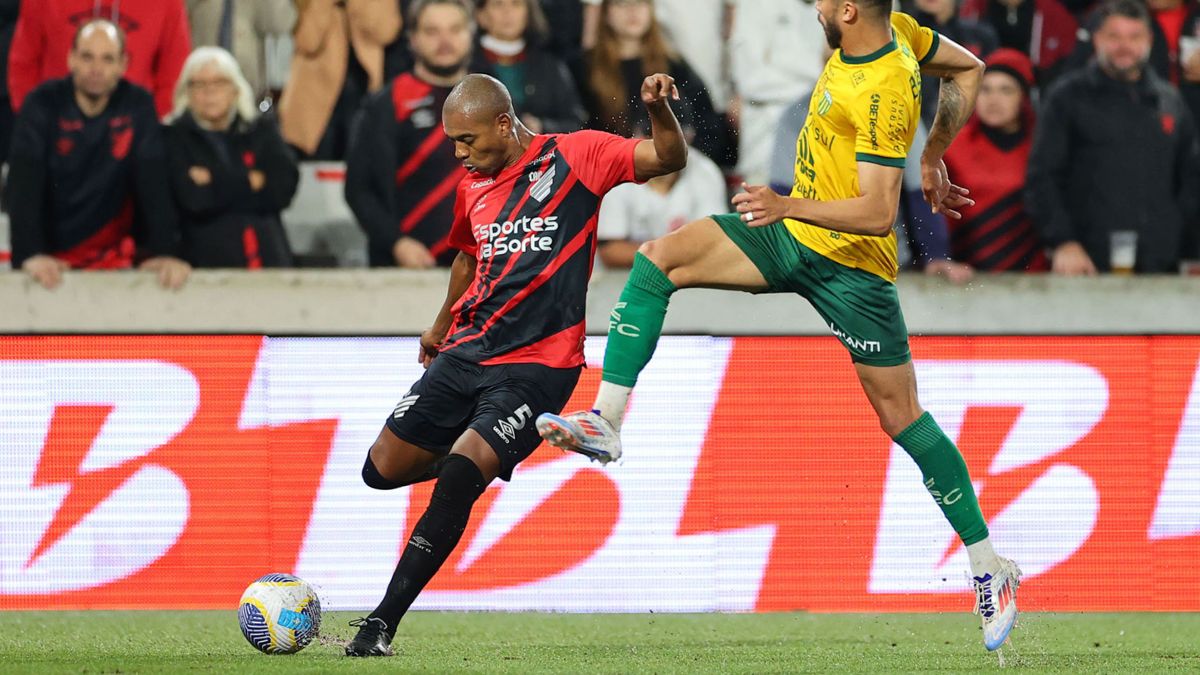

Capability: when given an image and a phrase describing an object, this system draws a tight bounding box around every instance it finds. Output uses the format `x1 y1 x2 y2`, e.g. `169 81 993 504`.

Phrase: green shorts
712 213 911 367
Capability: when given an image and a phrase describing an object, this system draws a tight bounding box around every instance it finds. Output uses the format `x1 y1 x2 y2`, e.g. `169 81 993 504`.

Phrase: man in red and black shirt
345 0 475 268
8 19 188 289
344 72 686 658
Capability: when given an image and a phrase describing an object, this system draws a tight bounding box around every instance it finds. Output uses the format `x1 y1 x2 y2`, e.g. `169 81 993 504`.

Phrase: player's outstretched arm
919 36 985 218
419 251 477 368
732 162 904 237
632 73 688 182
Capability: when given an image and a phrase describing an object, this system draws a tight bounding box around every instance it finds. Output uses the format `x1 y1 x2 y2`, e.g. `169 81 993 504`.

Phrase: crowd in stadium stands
1 0 1198 288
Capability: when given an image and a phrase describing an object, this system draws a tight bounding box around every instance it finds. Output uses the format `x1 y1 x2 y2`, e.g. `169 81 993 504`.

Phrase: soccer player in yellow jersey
538 1 1021 652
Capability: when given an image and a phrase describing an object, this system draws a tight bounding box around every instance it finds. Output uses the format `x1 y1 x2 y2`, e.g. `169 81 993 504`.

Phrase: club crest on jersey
528 164 556 202
817 90 833 116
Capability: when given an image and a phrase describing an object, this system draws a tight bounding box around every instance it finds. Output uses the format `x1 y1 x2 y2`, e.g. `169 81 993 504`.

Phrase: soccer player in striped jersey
345 72 687 657
539 2 1023 652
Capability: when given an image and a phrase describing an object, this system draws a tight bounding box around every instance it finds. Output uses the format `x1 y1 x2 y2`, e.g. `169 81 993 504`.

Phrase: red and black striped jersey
439 130 642 368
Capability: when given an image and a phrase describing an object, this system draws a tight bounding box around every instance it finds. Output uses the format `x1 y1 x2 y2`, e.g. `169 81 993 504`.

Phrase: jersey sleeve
891 11 940 66
446 180 478 255
559 129 643 195
850 82 916 169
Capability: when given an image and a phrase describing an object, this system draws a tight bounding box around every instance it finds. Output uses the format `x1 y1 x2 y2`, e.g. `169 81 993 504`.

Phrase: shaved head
444 73 514 122
442 73 534 176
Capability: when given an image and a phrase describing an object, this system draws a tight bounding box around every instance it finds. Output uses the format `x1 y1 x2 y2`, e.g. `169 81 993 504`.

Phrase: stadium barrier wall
1 270 1200 334
1 335 1196 612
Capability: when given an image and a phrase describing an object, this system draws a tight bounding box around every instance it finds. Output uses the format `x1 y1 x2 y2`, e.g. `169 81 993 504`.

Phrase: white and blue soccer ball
237 573 322 654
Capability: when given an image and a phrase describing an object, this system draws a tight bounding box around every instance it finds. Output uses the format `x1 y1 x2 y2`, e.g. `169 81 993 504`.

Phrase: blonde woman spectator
278 0 402 159
185 0 298 98
165 47 299 268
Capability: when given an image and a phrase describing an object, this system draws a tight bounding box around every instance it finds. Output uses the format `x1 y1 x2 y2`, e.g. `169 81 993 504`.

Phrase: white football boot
972 557 1022 651
536 410 622 465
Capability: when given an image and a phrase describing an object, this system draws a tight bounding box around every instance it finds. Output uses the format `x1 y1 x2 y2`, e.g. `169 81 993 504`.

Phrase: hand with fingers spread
640 73 679 107
731 182 789 227
921 156 974 219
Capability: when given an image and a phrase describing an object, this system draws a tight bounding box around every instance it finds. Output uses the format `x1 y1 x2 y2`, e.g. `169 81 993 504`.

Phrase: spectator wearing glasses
165 47 299 268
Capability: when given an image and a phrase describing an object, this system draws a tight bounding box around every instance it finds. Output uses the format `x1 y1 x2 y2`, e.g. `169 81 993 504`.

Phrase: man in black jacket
1027 0 1200 275
345 0 474 269
7 19 189 289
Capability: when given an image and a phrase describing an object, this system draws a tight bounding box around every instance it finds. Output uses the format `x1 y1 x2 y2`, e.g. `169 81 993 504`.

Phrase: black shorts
384 353 581 481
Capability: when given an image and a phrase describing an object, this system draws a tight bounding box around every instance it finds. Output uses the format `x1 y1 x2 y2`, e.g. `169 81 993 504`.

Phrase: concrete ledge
0 269 1196 334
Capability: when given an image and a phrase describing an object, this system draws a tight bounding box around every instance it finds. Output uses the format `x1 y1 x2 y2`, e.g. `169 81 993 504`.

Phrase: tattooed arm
918 36 984 218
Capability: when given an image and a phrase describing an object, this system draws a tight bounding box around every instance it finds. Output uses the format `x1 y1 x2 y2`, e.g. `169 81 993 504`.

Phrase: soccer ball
237 573 322 654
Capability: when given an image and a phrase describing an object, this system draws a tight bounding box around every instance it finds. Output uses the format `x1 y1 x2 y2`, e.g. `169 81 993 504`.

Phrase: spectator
472 0 586 133
1028 0 1200 275
185 0 298 100
908 0 999 126
596 147 725 268
165 47 298 269
729 0 827 184
7 20 189 289
345 0 473 268
584 0 729 166
1069 1 1177 84
959 0 1077 84
278 0 402 159
944 48 1047 271
7 0 191 118
0 0 19 165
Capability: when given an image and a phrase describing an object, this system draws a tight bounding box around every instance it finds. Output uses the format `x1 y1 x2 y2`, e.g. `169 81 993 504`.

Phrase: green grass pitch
0 611 1197 673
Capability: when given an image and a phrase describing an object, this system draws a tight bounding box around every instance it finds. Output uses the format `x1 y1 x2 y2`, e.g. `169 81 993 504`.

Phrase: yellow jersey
784 12 939 282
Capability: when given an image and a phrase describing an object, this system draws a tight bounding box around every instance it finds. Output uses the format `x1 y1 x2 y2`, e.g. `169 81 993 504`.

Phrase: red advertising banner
0 336 1196 612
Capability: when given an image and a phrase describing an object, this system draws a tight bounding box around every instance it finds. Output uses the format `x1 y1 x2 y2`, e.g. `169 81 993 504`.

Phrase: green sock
895 412 989 546
601 253 677 387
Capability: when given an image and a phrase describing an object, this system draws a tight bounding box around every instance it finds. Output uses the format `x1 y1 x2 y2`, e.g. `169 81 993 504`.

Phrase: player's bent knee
636 238 673 272
362 454 404 490
430 454 489 513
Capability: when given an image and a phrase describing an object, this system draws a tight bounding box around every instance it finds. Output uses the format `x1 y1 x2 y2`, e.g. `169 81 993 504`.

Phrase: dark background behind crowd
1 0 1198 290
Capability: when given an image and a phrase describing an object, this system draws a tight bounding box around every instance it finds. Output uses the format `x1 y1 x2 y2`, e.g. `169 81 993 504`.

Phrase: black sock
369 454 487 630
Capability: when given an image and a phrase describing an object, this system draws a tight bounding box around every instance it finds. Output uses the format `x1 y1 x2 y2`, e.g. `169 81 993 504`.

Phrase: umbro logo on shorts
493 404 532 443
392 394 420 419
